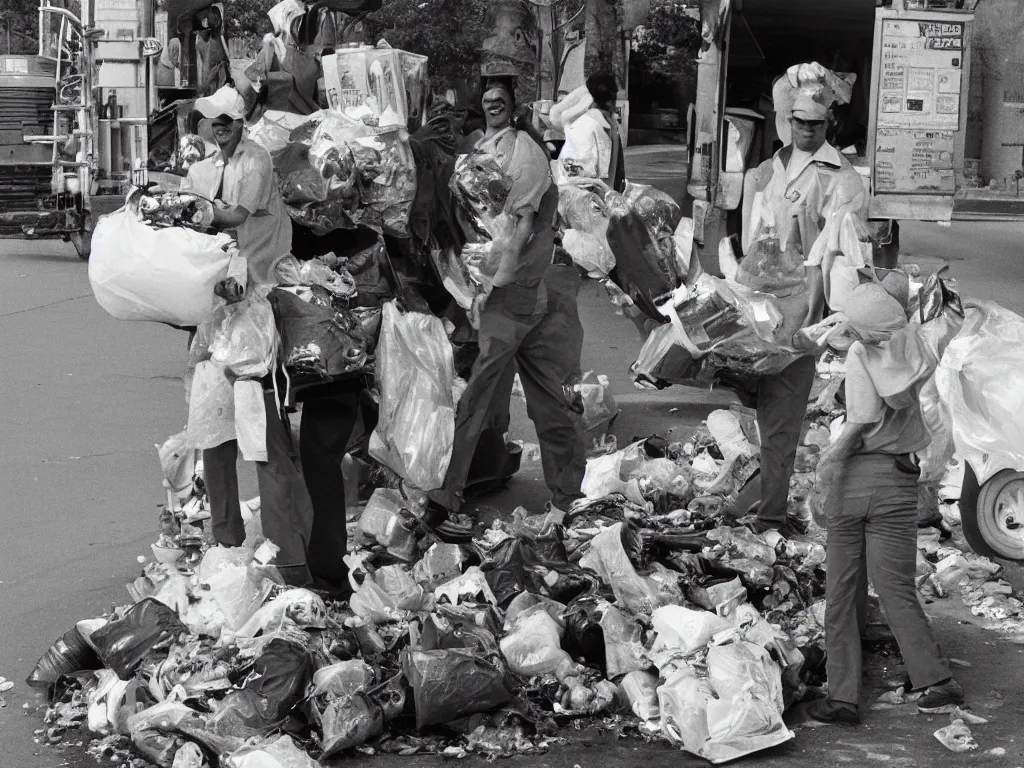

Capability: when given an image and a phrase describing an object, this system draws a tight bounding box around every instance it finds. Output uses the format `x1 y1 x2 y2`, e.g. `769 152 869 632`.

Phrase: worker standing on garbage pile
807 282 964 724
424 77 586 529
551 70 625 192
181 84 323 590
725 90 868 537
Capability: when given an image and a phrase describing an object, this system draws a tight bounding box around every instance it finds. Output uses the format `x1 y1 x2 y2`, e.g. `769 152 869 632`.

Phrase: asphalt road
2 219 1024 768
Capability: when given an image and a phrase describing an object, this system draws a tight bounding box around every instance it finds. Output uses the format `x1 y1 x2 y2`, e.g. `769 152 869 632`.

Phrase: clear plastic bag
563 230 615 276
197 546 275 633
89 207 234 326
935 301 1024 485
224 734 322 768
157 431 199 497
500 602 572 677
370 301 455 490
450 152 514 232
650 605 731 659
186 361 235 450
209 292 277 380
579 523 664 616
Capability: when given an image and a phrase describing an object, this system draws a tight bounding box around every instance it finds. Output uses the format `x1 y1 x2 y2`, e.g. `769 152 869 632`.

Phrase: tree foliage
633 0 700 83
362 0 490 86
0 0 43 54
221 0 275 40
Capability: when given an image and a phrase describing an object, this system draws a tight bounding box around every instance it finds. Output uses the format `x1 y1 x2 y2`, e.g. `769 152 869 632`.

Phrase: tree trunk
583 0 623 86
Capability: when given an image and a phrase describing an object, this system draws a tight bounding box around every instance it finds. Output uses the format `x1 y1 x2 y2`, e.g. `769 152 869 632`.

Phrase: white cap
194 85 246 121
792 92 828 121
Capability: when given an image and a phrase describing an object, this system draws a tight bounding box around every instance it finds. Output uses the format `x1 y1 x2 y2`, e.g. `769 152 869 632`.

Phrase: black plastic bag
26 627 102 693
90 600 186 680
404 649 512 730
131 730 188 768
269 288 372 383
320 691 386 757
208 639 314 735
481 527 592 608
606 208 677 320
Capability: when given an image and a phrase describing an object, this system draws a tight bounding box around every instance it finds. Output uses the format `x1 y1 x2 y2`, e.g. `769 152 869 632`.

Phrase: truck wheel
958 463 1000 559
976 469 1024 561
71 213 92 260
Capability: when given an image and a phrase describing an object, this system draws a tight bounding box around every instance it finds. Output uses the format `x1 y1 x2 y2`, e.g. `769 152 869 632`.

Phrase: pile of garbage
30 393 838 768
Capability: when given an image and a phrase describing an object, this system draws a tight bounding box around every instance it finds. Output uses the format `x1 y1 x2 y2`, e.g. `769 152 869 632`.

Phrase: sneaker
917 679 965 714
807 698 860 725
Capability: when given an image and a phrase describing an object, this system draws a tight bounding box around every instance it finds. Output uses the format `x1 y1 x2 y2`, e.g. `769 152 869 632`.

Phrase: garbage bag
630 323 706 389
370 301 455 490
404 649 512 729
659 274 800 377
658 664 713 751
208 292 277 380
89 208 234 326
707 639 784 715
224 734 321 768
563 229 615 277
499 603 572 677
600 604 647 679
650 605 731 659
579 523 664 615
128 701 247 757
605 200 677 320
90 599 187 680
185 361 235 450
207 639 313 735
197 546 275 632
27 626 103 693
234 589 327 638
268 288 372 383
623 182 682 235
934 301 1024 485
320 691 386 757
130 730 187 768
430 245 478 312
157 431 199 498
450 151 513 235
703 682 793 764
311 660 374 700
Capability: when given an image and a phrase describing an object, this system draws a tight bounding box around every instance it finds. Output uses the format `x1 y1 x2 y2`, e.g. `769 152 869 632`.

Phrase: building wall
970 0 1024 185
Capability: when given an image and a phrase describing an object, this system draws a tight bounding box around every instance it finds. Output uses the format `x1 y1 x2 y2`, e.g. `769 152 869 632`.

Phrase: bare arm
491 208 535 288
212 202 251 229
804 264 825 325
809 420 866 519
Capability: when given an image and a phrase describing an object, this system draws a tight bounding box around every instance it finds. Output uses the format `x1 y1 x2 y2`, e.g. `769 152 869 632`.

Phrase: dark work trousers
825 453 951 705
754 355 817 526
203 390 314 576
298 389 360 585
431 264 587 512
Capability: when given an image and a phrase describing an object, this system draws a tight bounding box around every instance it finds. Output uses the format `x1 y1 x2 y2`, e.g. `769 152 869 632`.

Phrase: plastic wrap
430 246 477 311
320 692 386 756
197 546 275 632
934 301 1024 485
558 182 614 276
225 734 322 768
89 208 233 326
659 274 800 377
269 288 372 383
650 606 730 658
579 523 664 616
499 603 572 676
370 301 455 491
450 151 513 232
623 182 682 235
630 323 707 389
186 361 235 450
128 189 216 231
404 649 512 729
209 293 277 380
274 111 416 237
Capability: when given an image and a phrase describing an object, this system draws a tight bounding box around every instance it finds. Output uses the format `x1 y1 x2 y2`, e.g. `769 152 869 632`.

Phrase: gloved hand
191 204 215 228
214 277 245 304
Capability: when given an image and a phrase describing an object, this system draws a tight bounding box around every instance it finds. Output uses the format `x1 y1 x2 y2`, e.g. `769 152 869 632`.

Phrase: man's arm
809 420 866 519
491 208 535 288
212 202 252 229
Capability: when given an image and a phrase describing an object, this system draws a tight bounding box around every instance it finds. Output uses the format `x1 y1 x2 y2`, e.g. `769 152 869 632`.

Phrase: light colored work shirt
181 136 293 286
557 108 613 182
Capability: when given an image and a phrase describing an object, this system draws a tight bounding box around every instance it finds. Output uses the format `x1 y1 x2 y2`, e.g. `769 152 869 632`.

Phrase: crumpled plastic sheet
370 301 455 491
90 600 187 681
208 292 277 381
579 523 666 615
404 648 512 730
450 151 513 232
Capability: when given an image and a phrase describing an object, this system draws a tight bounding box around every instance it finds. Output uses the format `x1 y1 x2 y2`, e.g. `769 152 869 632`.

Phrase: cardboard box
321 46 427 129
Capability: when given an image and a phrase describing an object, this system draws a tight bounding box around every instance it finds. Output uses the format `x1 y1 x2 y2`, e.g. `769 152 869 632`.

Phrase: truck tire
959 463 1001 560
976 469 1024 561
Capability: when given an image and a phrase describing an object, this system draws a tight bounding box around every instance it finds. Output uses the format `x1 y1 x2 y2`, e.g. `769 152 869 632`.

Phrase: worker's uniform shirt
740 141 868 341
181 136 293 288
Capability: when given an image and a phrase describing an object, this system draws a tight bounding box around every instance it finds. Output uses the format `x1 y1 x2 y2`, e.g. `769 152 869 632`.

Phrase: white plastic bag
234 381 268 462
198 546 275 632
209 292 277 380
563 229 615 277
224 734 321 768
579 372 619 434
157 431 199 497
186 361 235 450
500 603 572 677
650 605 731 659
370 301 455 490
935 301 1024 485
89 207 234 326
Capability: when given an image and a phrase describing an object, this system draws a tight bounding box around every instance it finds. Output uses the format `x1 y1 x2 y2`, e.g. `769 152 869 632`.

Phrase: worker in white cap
728 88 867 537
181 84 293 291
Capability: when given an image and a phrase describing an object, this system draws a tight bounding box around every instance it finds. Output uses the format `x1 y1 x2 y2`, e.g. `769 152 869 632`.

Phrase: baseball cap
194 85 246 122
791 93 828 121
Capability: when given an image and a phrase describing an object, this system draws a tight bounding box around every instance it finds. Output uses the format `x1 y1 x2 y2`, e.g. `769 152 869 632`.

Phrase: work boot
807 699 860 725
917 679 965 714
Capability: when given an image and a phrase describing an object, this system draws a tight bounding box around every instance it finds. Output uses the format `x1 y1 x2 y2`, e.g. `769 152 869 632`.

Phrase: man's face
482 87 512 131
211 116 242 148
790 115 827 153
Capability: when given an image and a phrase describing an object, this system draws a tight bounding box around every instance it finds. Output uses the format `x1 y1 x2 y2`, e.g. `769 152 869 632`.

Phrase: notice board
868 10 973 220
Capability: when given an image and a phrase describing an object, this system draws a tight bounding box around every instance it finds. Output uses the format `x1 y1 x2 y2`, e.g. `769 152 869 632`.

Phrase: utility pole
582 0 622 82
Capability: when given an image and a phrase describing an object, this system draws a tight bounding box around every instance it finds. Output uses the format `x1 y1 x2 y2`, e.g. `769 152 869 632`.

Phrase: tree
0 0 43 54
362 0 490 86
221 0 275 41
632 0 700 90
583 0 621 83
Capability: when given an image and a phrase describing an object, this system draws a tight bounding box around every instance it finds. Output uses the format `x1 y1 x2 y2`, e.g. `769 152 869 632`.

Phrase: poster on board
873 17 966 197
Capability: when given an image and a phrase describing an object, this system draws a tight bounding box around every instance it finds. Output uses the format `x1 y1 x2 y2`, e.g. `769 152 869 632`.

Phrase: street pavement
2 219 1024 768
